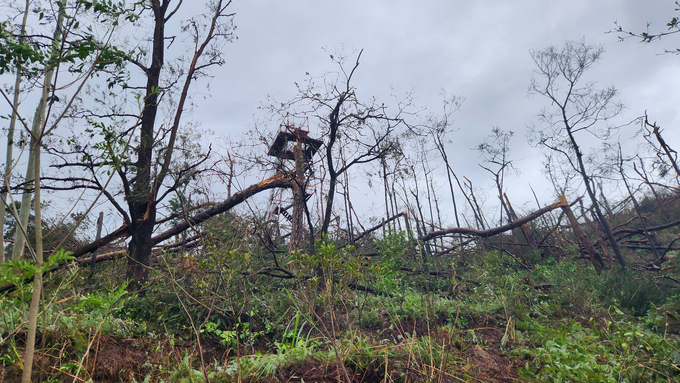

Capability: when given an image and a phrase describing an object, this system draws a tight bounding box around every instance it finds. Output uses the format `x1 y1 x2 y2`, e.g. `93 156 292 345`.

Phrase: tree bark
125 0 233 287
22 3 63 377
21 128 44 383
12 7 63 260
125 0 168 288
320 92 347 236
89 211 104 270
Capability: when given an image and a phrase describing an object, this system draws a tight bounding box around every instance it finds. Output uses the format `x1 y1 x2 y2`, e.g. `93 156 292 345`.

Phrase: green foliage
518 306 680 382
85 119 132 168
167 352 206 383
79 0 141 24
359 309 382 329
343 333 394 377
59 281 132 337
224 329 321 379
0 272 136 379
0 249 74 287
0 21 43 74
374 231 413 291
532 261 601 316
600 268 680 315
0 1 136 77
3 230 680 382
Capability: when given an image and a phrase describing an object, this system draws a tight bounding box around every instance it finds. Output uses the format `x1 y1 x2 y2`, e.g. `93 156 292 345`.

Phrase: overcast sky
4 0 679 231
181 0 680 222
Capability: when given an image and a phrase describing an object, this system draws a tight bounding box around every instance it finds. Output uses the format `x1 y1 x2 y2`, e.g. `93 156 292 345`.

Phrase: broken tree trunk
645 115 680 183
353 212 406 243
562 196 607 273
504 193 539 252
152 173 293 244
578 200 613 268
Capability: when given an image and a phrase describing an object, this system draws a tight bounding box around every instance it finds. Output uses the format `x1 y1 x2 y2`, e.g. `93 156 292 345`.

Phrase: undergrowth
1 234 680 382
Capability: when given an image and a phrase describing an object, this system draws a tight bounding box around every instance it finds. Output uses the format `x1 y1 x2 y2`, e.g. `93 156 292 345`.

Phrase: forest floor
1 308 523 382
2 245 680 382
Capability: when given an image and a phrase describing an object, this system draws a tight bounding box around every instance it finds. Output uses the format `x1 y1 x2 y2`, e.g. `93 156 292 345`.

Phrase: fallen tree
420 197 568 242
151 173 293 245
614 218 680 241
0 174 293 294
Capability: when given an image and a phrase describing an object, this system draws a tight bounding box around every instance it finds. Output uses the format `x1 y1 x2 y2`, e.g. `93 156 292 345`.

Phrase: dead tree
504 193 539 252
633 158 672 221
261 50 411 241
617 145 663 263
643 114 680 184
529 40 627 269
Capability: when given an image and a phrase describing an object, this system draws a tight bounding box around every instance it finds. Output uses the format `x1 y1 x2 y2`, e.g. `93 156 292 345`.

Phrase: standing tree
476 126 518 227
0 0 29 263
426 95 464 232
529 40 627 269
123 0 235 287
48 0 236 289
0 0 136 378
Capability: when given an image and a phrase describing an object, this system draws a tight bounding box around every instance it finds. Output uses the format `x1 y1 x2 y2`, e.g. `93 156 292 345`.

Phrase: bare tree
261 50 411 241
426 95 464 232
641 114 680 184
617 143 662 261
529 40 627 269
476 127 518 227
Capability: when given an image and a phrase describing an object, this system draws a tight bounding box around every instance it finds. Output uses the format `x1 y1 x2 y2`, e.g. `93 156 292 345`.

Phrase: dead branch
353 212 405 243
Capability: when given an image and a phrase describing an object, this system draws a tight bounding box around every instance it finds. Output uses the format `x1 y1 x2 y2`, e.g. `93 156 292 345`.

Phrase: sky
187 0 680 223
3 0 680 234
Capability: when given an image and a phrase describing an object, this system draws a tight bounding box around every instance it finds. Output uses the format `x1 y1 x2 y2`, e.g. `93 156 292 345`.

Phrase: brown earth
1 320 524 382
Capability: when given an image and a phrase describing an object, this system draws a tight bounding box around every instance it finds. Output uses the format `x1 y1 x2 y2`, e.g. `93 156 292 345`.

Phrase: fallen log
69 225 130 259
420 198 567 242
614 218 680 240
